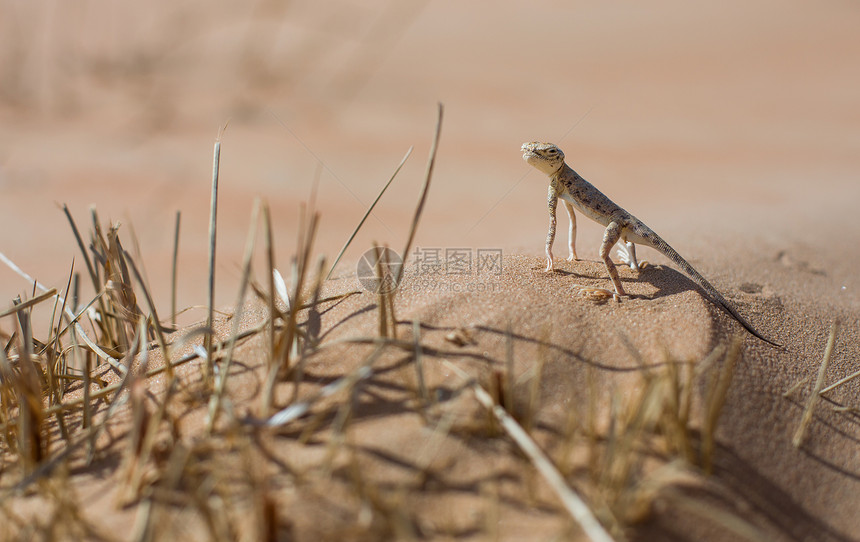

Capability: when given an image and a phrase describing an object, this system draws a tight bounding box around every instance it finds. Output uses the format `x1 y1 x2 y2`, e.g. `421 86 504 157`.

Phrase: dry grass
0 106 789 542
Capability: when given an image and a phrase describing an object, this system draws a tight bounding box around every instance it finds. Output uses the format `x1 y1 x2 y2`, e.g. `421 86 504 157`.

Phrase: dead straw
122 249 173 378
443 360 614 542
248 350 379 429
701 337 741 474
262 203 277 368
171 210 181 327
0 288 57 319
412 319 429 410
205 199 261 434
396 104 443 286
206 124 228 376
1 250 126 374
326 146 413 280
793 321 839 448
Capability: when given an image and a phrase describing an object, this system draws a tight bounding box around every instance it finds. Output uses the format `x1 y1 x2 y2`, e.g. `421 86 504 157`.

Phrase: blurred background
1 0 858 314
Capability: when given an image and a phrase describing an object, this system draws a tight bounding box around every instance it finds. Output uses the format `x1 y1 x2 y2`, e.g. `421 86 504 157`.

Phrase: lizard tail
632 224 781 348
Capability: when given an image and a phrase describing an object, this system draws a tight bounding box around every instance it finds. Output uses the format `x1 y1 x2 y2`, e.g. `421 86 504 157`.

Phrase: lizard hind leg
624 241 639 270
600 222 627 298
563 201 578 261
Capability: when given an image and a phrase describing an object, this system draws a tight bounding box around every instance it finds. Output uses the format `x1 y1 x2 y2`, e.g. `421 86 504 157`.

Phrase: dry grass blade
11 302 48 473
662 359 695 463
9 321 145 493
249 348 381 428
289 255 326 403
120 318 152 504
206 123 228 374
46 260 76 409
171 210 181 327
103 225 139 348
122 249 172 378
62 204 99 296
326 147 413 280
0 288 57 318
375 245 390 339
130 498 155 542
80 332 91 433
0 323 254 438
0 343 15 442
206 199 261 434
396 104 443 285
523 332 547 433
443 360 615 542
260 364 368 426
606 383 649 479
783 376 810 398
262 203 277 366
504 322 515 415
73 314 126 374
271 204 319 383
817 323 853 395
701 336 741 473
412 319 429 410
819 371 858 395
793 321 839 448
383 248 397 338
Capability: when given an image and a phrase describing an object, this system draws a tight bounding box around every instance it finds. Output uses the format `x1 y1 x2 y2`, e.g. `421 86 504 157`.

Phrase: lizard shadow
630 441 855 542
623 263 705 300
404 320 667 373
552 259 709 301
707 443 853 542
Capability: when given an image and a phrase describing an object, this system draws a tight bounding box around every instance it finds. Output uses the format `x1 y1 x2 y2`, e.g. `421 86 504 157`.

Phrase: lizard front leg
563 201 578 261
600 221 626 297
545 185 558 271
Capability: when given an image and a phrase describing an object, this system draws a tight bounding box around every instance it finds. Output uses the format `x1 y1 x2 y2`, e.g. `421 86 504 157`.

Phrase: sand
1 0 859 540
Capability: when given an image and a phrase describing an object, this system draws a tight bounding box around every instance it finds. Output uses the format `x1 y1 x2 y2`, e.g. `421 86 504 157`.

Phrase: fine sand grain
2 1 859 540
3 233 857 540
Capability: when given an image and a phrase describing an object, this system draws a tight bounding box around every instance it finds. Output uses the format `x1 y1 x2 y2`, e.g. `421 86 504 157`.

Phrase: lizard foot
614 260 649 271
615 244 648 271
566 253 579 262
573 285 627 304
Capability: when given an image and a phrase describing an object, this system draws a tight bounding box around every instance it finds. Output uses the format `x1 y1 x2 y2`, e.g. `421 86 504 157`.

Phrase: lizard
521 141 780 347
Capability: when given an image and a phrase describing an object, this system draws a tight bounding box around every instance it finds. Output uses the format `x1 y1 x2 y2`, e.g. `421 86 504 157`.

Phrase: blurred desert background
2 2 860 541
2 0 858 313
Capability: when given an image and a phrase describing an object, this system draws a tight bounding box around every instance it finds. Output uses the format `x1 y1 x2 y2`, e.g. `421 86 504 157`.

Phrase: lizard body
521 141 780 347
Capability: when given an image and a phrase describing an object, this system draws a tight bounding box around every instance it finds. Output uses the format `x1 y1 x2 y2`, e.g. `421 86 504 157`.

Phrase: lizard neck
549 162 570 180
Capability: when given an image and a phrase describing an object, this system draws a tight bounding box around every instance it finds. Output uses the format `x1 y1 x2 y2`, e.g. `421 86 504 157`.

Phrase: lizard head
521 142 565 175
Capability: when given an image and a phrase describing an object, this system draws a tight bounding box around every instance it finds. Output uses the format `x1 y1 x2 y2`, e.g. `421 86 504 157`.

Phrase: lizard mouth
521 143 537 160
